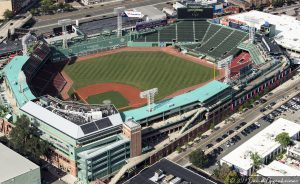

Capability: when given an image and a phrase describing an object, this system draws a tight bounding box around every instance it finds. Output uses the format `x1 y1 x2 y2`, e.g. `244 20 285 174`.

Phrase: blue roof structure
3 56 35 107
122 80 230 121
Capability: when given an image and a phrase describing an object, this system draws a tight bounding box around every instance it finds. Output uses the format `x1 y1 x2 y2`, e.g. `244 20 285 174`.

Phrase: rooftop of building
122 80 230 122
0 143 40 183
257 160 300 177
0 39 22 55
287 141 300 154
131 5 166 21
20 97 123 139
228 10 300 52
221 118 300 172
3 55 36 107
124 158 217 184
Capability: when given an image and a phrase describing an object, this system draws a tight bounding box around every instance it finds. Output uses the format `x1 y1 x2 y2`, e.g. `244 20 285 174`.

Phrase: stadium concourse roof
3 56 35 107
122 80 229 122
228 10 300 52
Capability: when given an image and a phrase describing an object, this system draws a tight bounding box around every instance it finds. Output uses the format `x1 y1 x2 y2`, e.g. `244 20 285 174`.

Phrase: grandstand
132 21 248 61
230 52 252 76
238 42 265 65
29 60 67 97
22 41 51 80
51 34 131 60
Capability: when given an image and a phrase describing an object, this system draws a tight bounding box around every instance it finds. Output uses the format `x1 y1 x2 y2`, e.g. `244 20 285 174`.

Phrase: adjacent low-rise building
221 118 300 176
257 160 300 182
0 143 41 184
287 141 300 161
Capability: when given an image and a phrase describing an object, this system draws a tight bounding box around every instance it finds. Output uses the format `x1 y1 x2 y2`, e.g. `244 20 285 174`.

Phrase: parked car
206 144 213 148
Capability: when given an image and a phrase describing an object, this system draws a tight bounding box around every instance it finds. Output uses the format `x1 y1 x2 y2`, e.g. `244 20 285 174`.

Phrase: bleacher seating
177 21 194 42
196 27 232 54
194 21 210 42
159 25 176 42
238 42 265 65
201 24 221 43
132 21 248 60
209 31 248 58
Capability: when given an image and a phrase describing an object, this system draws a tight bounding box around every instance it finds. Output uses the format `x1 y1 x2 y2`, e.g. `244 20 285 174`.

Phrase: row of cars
262 97 300 123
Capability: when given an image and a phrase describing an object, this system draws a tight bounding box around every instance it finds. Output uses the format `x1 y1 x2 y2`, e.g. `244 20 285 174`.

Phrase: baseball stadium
0 2 298 184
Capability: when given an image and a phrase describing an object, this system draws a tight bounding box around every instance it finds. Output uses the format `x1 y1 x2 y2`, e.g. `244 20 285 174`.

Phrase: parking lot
204 95 300 173
263 96 300 124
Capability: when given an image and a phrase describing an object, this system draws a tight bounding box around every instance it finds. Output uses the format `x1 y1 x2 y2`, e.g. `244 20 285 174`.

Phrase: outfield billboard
177 5 213 20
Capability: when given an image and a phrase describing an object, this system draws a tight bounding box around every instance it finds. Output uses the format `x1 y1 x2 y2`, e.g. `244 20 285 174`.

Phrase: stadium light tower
58 19 72 48
114 7 125 38
217 55 233 84
244 16 261 44
140 88 158 112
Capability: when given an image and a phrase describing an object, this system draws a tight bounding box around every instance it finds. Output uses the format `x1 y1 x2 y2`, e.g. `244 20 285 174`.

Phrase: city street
168 72 300 172
31 0 172 32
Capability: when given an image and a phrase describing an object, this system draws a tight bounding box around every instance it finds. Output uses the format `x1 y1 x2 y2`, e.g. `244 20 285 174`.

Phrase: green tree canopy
9 115 50 164
213 163 232 181
275 132 291 147
250 152 262 169
40 0 55 14
3 9 13 20
225 171 239 184
189 149 208 168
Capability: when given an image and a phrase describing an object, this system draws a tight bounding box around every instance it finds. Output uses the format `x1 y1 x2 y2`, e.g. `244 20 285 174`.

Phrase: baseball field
63 49 218 109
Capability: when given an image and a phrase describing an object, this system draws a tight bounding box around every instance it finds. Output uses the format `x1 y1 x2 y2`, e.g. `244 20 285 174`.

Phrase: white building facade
220 118 300 176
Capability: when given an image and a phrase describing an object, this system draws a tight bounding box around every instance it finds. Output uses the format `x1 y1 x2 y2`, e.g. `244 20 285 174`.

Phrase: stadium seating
29 60 67 97
201 24 222 43
22 42 51 80
194 21 210 42
209 31 248 59
238 42 265 65
131 21 249 60
159 25 176 42
196 27 233 56
177 21 194 42
145 32 159 42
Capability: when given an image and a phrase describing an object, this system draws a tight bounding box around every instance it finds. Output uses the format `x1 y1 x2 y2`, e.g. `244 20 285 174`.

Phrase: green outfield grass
86 91 129 109
64 51 218 100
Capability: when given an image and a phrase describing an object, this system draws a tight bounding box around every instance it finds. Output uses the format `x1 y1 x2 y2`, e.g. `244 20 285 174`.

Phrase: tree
0 136 9 145
30 8 39 16
9 115 50 164
40 0 55 14
213 163 232 181
225 171 239 184
3 9 13 20
189 149 208 168
275 132 291 147
250 152 262 169
176 146 182 153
